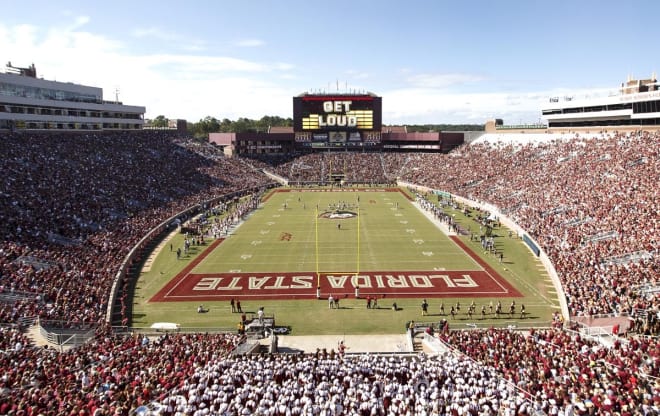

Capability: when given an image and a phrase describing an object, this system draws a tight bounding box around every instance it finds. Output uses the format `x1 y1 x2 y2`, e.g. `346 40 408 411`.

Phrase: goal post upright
315 206 320 288
356 207 360 278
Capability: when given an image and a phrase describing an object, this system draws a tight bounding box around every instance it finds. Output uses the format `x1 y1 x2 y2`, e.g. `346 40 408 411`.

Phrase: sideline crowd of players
0 129 658 415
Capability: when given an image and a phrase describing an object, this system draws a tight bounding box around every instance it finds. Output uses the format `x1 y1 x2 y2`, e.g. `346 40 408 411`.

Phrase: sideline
412 200 457 236
141 230 179 273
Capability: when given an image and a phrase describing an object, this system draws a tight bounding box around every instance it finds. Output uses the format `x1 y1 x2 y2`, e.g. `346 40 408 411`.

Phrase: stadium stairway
25 322 53 348
412 332 424 352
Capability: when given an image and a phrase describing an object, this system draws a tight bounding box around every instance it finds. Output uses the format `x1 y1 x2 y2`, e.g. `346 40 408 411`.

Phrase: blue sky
1 0 658 124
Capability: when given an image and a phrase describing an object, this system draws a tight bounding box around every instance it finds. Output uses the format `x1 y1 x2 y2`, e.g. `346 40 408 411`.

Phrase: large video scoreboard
293 93 382 148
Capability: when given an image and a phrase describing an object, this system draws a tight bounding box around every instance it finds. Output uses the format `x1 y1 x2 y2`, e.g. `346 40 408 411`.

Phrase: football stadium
1 62 659 416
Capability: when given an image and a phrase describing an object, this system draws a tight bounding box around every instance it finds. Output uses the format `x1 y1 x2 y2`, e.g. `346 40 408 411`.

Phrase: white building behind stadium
542 73 660 130
480 73 660 145
0 62 145 131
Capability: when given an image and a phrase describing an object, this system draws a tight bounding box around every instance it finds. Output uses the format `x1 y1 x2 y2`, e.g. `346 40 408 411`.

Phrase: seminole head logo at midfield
318 210 357 219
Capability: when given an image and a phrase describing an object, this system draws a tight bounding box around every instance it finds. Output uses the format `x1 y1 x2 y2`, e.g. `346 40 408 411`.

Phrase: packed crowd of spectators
147 348 529 416
1 129 658 414
0 326 243 416
3 324 658 415
0 130 275 326
256 131 659 322
395 132 659 321
266 152 395 185
439 327 660 415
115 326 660 415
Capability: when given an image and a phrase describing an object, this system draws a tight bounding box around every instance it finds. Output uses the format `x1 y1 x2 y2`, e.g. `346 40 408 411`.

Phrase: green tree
199 116 220 133
219 118 233 132
232 117 253 133
189 115 294 138
403 124 485 132
151 115 169 128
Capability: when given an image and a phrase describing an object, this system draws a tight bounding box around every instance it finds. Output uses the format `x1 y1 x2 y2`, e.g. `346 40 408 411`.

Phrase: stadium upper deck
0 62 145 131
542 74 660 129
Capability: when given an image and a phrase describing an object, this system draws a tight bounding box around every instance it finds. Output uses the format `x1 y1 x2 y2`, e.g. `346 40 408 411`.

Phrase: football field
151 187 519 302
133 187 557 333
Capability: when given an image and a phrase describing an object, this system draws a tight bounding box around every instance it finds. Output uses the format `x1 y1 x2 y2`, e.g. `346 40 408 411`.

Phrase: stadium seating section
0 130 657 415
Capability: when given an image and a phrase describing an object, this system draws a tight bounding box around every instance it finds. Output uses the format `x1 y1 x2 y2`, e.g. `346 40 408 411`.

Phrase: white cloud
1 21 124 83
132 26 207 51
235 39 265 47
132 27 177 40
381 88 547 125
0 19 297 121
66 15 91 31
272 62 295 71
138 54 272 76
1 18 619 125
344 69 370 80
405 72 486 89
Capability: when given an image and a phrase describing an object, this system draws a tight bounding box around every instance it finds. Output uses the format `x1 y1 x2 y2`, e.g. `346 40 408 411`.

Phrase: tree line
406 124 484 132
147 115 484 138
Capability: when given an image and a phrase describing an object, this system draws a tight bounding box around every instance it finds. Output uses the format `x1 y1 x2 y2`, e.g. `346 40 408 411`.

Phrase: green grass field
132 187 560 334
196 189 475 273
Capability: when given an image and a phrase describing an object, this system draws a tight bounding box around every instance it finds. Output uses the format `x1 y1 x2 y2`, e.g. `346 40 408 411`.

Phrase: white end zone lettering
190 273 479 292
407 274 434 287
327 275 350 289
385 275 410 288
193 277 242 291
291 276 313 288
193 277 221 291
158 269 516 303
454 274 478 287
350 275 372 288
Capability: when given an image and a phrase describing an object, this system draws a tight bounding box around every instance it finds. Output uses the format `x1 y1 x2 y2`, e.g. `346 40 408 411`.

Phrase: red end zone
150 236 521 302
